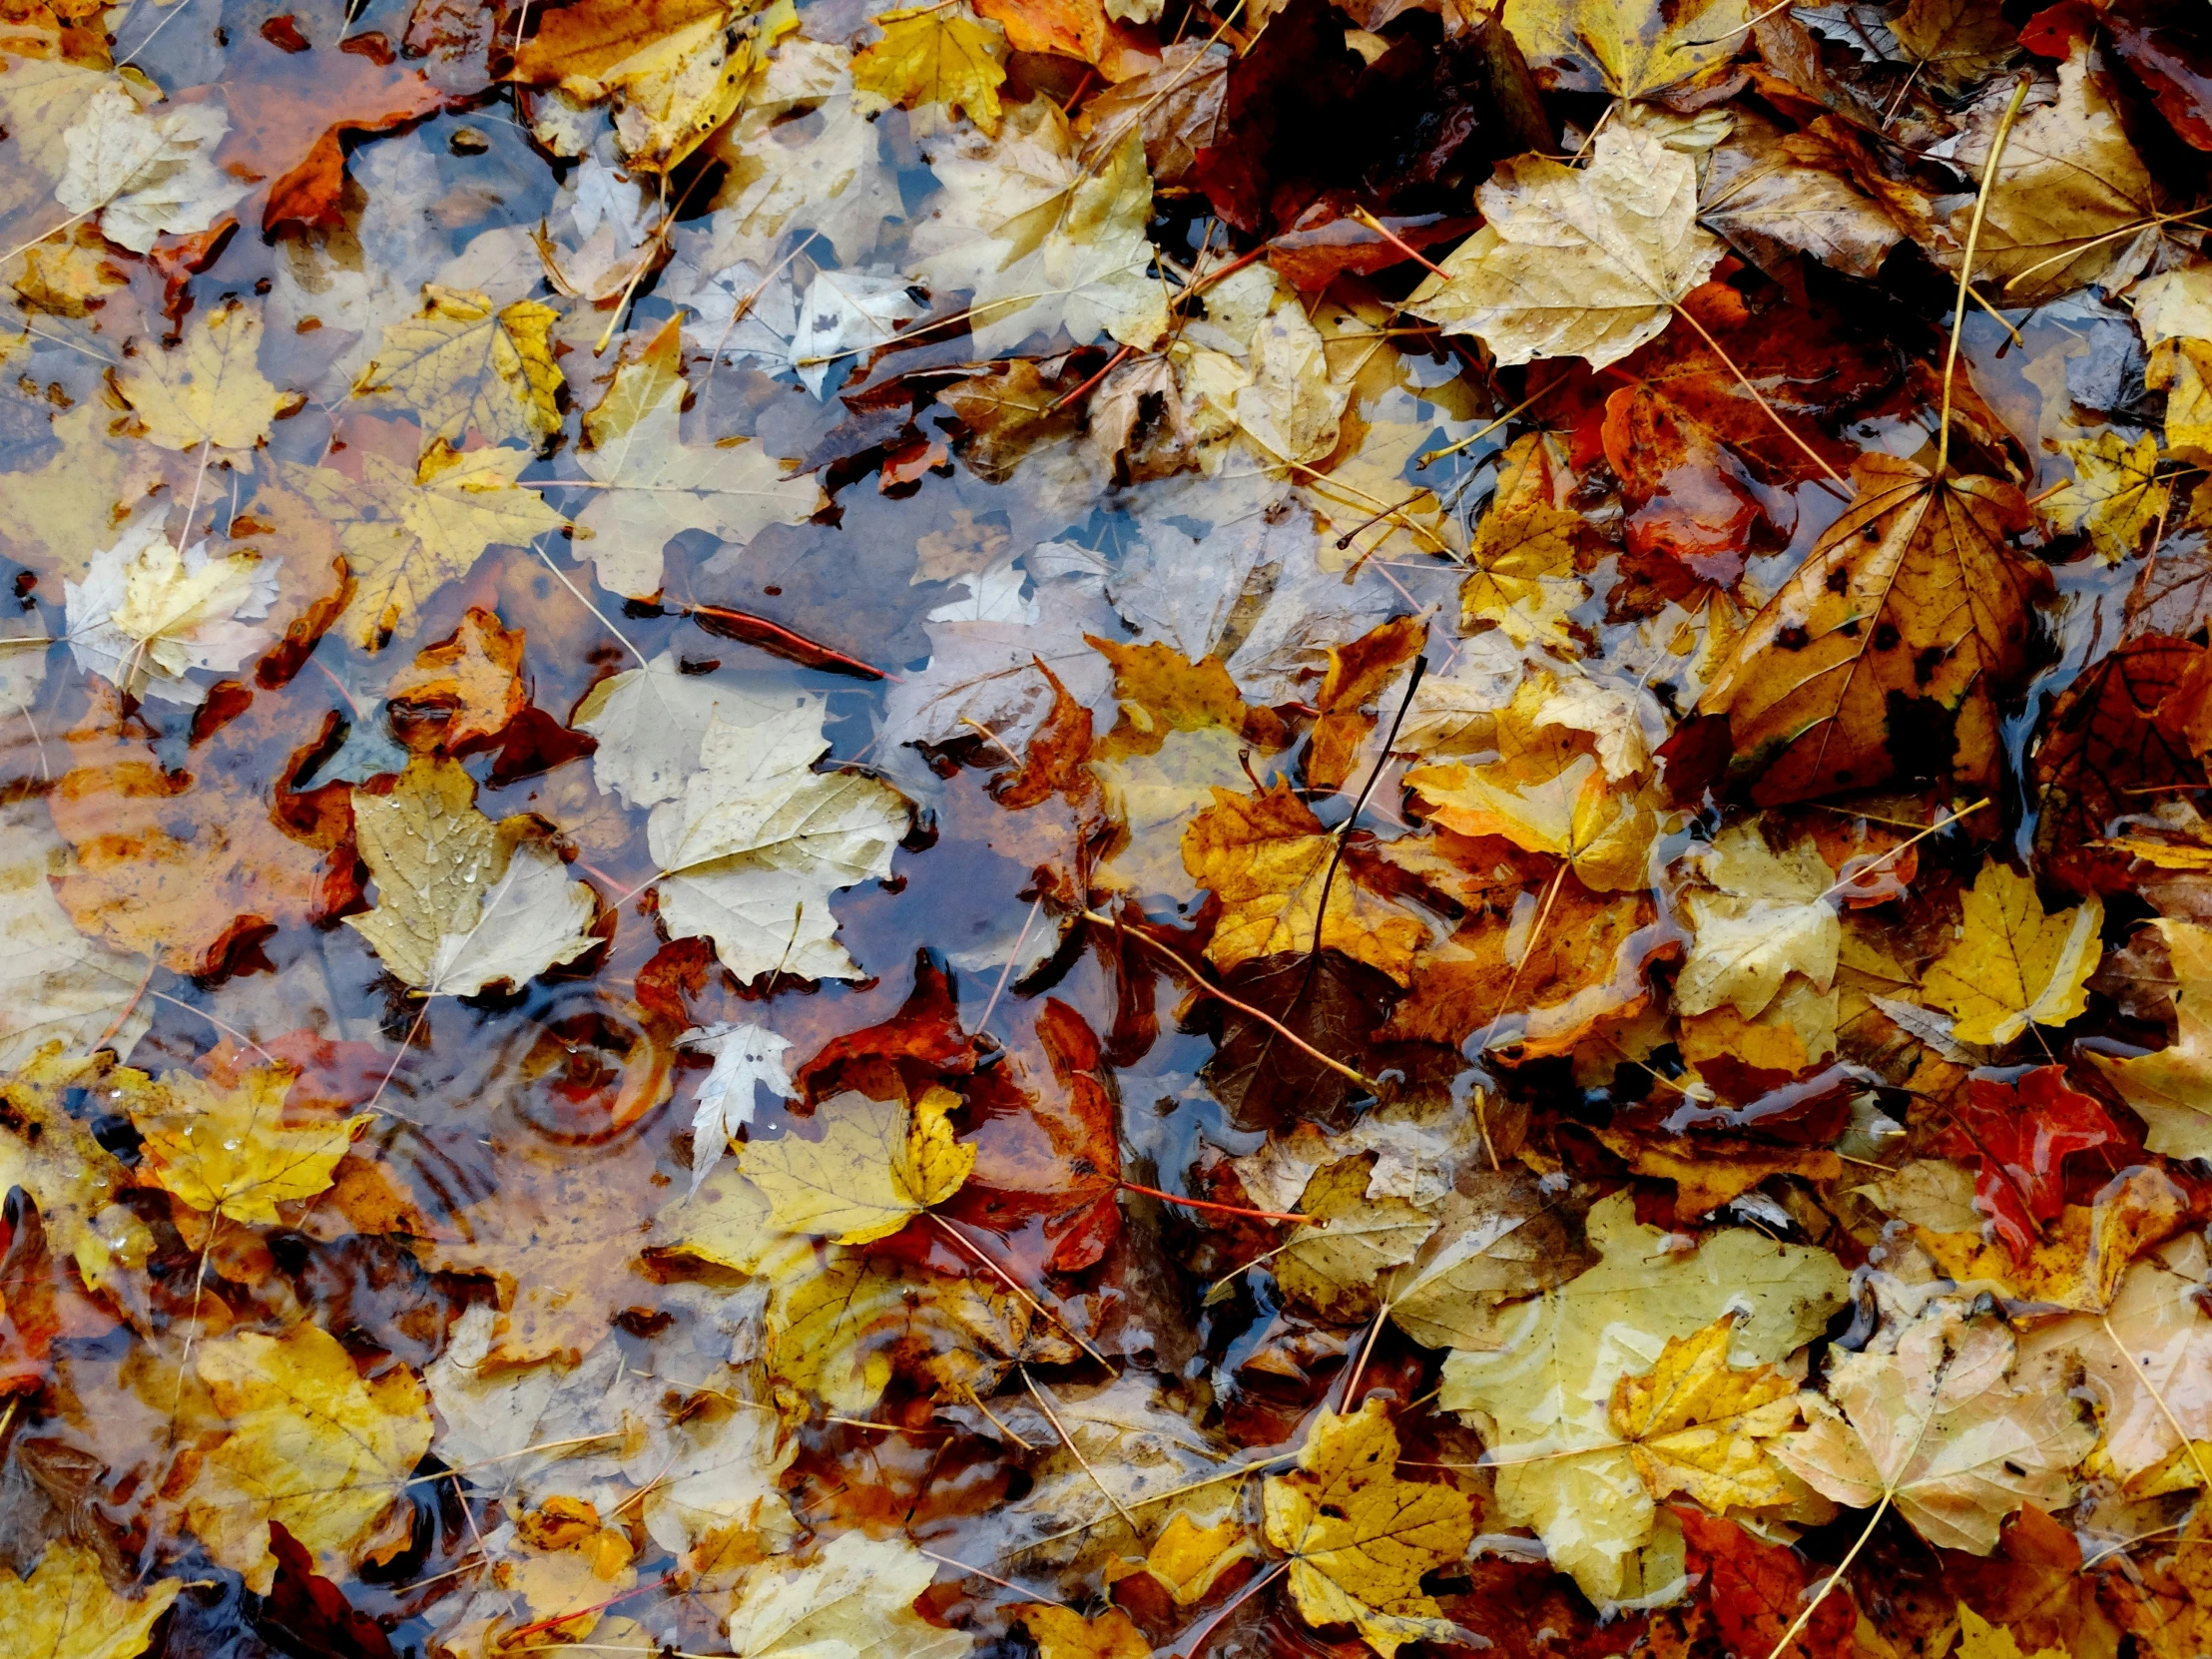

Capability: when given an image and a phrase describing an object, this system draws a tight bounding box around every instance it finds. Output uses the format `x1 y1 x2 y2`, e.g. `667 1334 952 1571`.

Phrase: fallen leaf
0 801 152 1071
65 520 279 706
187 1322 434 1593
382 607 527 753
1776 1311 2093 1552
1674 823 1840 1023
851 6 1008 134
719 1530 972 1659
1406 126 1725 370
0 1047 147 1292
0 1540 180 1659
1675 1506 1853 1659
645 697 913 984
1697 456 2050 806
363 286 562 449
56 82 247 253
1607 1314 1801 1511
115 298 293 453
125 1057 368 1226
2090 917 2212 1156
345 757 599 996
2043 431 2169 563
1439 1191 1849 1600
1262 1399 1475 1658
1182 782 1427 984
1956 1602 2068 1659
739 1087 975 1245
1014 1603 1150 1659
1920 862 2102 1047
572 317 818 597
281 439 566 651
509 0 769 173
680 1021 797 1194
1932 1066 2122 1262
1275 1157 1436 1323
1503 0 1750 100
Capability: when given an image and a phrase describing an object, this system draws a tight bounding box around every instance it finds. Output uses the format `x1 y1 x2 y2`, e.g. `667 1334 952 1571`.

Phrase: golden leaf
1262 1399 1475 1658
280 441 567 651
1607 1315 1801 1511
1502 0 1749 100
1920 861 2101 1047
1275 1157 1437 1323
1135 1511 1257 1604
187 1323 434 1593
2043 431 2169 564
0 1046 148 1291
383 606 527 753
1697 456 2050 806
1182 782 1427 983
66 522 277 705
1013 1604 1150 1659
364 286 562 449
851 6 1008 135
126 1059 366 1227
1956 1603 2068 1659
0 403 170 585
1406 126 1724 369
0 1541 180 1659
345 757 599 996
719 1530 971 1659
1674 824 1840 1022
739 1087 975 1245
115 299 294 453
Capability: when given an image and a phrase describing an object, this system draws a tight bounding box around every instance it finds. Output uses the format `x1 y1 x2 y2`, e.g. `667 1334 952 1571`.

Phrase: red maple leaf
1934 1067 2124 1261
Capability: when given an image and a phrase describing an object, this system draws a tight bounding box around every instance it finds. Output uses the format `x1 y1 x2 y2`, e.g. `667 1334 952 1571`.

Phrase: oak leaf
1406 127 1724 370
572 318 819 597
1920 862 2101 1047
645 699 913 984
851 6 1008 134
363 286 562 449
1696 456 2050 806
1262 1399 1475 1658
1607 1314 1801 1511
65 520 280 706
1776 1313 2093 1552
738 1086 974 1244
115 299 293 453
0 1541 180 1659
346 757 599 996
1182 782 1427 984
280 440 566 651
1439 1192 1848 1600
187 1322 434 1593
126 1059 367 1226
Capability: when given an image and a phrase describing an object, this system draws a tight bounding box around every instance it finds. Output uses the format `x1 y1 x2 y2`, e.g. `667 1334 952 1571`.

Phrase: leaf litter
8 1 2212 1657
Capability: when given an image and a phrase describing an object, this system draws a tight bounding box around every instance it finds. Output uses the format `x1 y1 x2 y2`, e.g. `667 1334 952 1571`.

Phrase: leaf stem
1116 1178 1315 1224
1937 77 2031 479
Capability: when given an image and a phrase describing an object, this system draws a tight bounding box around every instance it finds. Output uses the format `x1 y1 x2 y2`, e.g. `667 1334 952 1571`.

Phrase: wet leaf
126 1057 368 1226
0 1541 180 1659
1607 1314 1801 1511
1920 862 2101 1047
740 1087 974 1245
851 6 1008 134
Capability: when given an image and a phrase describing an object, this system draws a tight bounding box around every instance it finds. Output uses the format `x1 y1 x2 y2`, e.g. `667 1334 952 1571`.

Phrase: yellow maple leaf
1404 685 1659 893
1458 433 1589 647
187 1323 435 1593
1920 861 2102 1047
68 524 278 705
740 1086 975 1245
363 286 562 449
280 441 567 650
1275 1157 1437 1323
1013 1603 1150 1659
1262 1399 1475 1658
2043 431 2170 564
126 1060 367 1227
0 1047 150 1291
1956 1603 2067 1659
0 402 170 584
852 5 1009 134
1503 0 1749 101
1406 126 1723 369
347 757 599 997
2091 918 2212 1158
1607 1314 1801 1511
1182 781 1428 983
0 1541 180 1659
116 299 295 453
1131 1511 1258 1605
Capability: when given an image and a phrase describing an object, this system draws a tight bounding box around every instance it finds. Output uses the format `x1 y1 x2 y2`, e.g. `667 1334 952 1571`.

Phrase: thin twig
1938 77 2031 478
